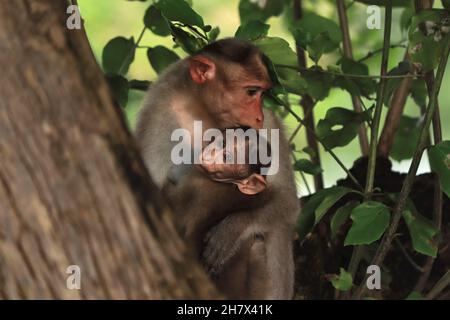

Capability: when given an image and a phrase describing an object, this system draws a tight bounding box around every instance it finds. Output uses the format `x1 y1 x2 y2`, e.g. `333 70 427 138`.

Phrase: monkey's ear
189 55 216 84
236 174 267 195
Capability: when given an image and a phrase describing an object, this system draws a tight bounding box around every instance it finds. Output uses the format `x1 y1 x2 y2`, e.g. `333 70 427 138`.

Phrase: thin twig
426 269 450 300
337 0 369 156
357 43 407 63
275 64 423 80
394 238 426 273
413 0 443 293
118 26 146 75
293 153 312 194
293 0 324 192
353 35 450 300
288 105 313 144
364 2 393 198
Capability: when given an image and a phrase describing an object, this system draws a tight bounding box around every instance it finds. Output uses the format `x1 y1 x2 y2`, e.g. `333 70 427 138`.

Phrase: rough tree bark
0 0 219 299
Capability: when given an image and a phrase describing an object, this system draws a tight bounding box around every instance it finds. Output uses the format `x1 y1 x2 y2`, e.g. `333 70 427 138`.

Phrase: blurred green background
78 0 450 195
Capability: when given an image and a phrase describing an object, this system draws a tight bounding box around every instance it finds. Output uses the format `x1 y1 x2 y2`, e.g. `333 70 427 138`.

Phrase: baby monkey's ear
236 174 267 195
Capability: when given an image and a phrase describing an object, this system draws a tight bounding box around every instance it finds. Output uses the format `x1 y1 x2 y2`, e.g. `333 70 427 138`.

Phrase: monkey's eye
246 88 259 97
223 151 233 162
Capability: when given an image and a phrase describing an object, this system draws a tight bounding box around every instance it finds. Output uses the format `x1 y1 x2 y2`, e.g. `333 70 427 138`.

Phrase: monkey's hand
202 214 250 276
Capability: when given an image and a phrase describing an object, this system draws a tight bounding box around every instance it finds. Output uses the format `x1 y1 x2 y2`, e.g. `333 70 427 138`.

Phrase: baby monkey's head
199 127 271 195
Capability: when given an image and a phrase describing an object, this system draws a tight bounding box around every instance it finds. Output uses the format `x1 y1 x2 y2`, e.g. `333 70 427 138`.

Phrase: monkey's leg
246 236 271 299
263 230 295 300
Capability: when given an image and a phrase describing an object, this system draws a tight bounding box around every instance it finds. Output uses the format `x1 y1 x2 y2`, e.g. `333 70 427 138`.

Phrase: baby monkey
163 128 274 298
197 128 271 196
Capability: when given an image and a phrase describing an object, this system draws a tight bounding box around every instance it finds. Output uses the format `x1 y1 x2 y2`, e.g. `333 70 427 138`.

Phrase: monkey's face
189 55 271 130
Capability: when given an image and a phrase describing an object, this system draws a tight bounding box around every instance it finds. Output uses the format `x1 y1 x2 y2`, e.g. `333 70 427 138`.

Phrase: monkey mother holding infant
136 38 299 299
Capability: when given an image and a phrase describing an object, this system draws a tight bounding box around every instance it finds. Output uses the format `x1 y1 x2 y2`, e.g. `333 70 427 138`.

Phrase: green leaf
329 268 353 292
307 32 332 63
402 208 438 257
410 79 428 108
331 202 358 239
406 291 424 300
400 7 414 32
383 61 412 106
294 159 323 175
102 37 136 75
335 58 376 98
317 107 370 149
155 0 204 28
315 187 353 223
344 201 390 246
409 9 449 72
302 146 316 158
147 46 180 74
289 12 342 55
429 141 450 198
128 79 151 91
296 187 354 240
235 20 270 41
105 74 129 107
239 0 284 24
254 37 298 67
355 0 414 5
302 67 333 101
170 24 205 54
409 32 444 72
144 5 171 36
208 27 220 42
443 0 450 11
254 37 307 95
390 116 422 162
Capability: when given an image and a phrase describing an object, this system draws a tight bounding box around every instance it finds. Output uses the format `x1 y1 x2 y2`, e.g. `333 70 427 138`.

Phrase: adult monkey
136 39 299 299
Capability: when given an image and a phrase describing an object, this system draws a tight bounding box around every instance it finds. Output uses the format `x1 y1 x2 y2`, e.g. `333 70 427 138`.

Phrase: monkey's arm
202 210 268 275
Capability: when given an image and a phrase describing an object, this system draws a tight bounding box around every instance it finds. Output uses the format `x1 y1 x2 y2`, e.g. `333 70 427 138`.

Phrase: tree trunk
0 0 219 299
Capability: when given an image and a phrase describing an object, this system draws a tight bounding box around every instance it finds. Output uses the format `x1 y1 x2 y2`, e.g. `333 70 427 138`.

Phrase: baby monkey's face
198 137 267 196
199 138 252 182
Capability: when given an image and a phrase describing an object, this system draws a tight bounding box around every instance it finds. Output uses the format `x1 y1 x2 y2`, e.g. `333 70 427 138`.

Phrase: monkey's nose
255 116 264 129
